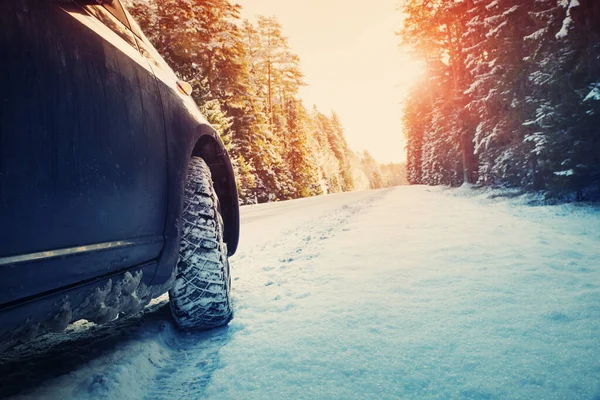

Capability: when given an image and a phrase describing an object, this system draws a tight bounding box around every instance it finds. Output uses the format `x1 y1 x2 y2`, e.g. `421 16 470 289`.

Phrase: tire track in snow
232 188 392 314
142 189 392 399
143 326 234 400
0 301 173 399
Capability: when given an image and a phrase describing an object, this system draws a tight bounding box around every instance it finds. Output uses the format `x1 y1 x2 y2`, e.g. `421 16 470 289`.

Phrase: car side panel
132 33 240 284
0 2 167 303
136 36 202 283
0 261 161 354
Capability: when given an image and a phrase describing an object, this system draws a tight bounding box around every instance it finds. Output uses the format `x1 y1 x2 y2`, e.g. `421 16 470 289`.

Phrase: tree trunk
267 28 273 125
447 24 472 184
268 59 272 124
208 52 213 94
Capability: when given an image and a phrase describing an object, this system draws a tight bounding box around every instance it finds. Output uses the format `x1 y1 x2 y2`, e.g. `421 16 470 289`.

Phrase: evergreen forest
399 0 600 200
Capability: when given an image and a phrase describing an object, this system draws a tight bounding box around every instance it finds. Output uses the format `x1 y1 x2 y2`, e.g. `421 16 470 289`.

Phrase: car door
0 0 167 304
127 12 240 277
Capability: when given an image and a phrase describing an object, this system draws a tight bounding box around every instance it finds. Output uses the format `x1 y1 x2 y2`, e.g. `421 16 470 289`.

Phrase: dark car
0 0 240 351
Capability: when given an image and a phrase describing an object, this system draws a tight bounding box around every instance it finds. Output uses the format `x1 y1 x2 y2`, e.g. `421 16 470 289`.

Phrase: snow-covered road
1 186 599 399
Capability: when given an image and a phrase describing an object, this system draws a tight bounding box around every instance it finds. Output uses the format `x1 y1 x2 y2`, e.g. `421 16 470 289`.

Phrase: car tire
169 156 233 330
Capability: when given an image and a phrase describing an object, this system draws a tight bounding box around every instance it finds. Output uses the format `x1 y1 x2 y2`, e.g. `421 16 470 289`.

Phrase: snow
524 28 546 41
2 187 600 399
554 169 574 177
524 132 548 155
556 0 580 39
584 84 600 101
502 5 520 17
485 1 499 11
486 20 507 39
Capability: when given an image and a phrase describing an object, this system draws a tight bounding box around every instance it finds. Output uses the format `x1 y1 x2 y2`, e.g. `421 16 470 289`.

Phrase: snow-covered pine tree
329 113 355 191
527 0 600 199
360 151 385 189
399 0 476 186
309 109 345 194
283 100 322 198
463 0 538 188
402 75 430 185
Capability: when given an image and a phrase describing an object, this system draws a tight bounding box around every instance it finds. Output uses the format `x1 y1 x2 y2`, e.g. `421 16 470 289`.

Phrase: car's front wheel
169 157 232 329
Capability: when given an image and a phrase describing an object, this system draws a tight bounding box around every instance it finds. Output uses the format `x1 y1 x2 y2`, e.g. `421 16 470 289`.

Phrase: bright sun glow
396 51 426 99
241 0 419 163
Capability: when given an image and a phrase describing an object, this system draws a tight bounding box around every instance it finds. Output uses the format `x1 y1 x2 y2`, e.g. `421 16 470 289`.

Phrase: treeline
399 0 600 200
124 0 404 203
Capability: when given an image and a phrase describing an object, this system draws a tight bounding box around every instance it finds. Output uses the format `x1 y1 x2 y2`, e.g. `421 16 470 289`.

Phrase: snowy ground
1 186 599 400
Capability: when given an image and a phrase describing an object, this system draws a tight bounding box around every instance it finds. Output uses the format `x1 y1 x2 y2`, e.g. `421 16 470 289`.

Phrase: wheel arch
191 129 240 256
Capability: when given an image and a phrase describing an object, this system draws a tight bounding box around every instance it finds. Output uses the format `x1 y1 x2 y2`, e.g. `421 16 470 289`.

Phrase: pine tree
283 100 322 198
361 151 385 189
527 0 600 198
399 0 476 186
329 112 355 191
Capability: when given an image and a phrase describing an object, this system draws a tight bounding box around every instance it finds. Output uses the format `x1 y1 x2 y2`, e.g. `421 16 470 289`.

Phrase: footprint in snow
545 311 572 323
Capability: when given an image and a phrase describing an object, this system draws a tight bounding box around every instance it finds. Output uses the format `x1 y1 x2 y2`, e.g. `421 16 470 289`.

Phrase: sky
239 0 423 164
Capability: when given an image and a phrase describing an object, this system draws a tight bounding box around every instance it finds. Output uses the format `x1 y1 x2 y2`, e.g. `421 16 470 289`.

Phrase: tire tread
169 157 232 330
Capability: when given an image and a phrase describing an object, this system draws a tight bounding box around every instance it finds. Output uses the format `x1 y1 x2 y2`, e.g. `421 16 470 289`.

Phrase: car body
0 0 240 351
